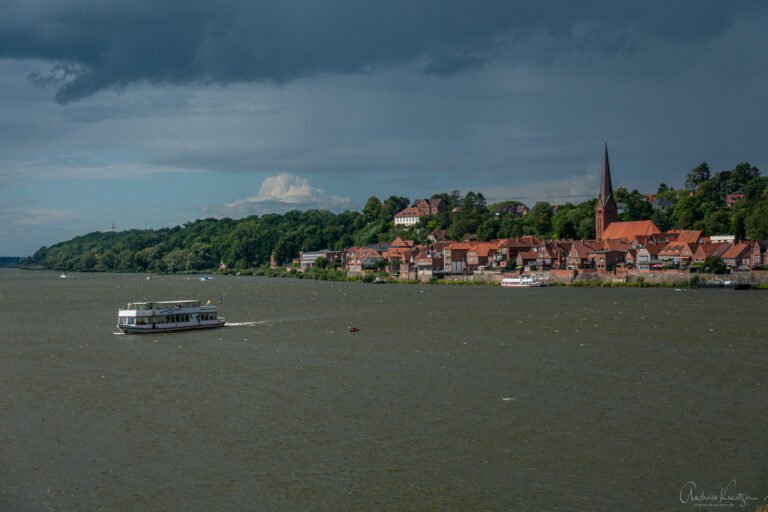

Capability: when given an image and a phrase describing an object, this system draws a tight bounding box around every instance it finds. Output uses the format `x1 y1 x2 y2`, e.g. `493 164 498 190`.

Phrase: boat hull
500 276 542 287
118 320 226 335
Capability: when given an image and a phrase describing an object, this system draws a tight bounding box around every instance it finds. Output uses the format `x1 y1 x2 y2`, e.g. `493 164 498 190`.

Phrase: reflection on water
1 269 766 510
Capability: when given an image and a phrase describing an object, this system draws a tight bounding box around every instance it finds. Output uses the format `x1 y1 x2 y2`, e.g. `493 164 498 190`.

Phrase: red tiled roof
658 243 685 256
498 236 540 248
446 242 473 250
386 247 413 259
569 240 602 258
695 243 724 258
414 250 430 260
666 230 702 244
721 242 751 259
394 207 423 218
468 242 499 255
632 235 651 246
639 244 665 256
429 229 449 240
601 220 661 241
431 241 453 252
602 239 631 252
390 236 415 247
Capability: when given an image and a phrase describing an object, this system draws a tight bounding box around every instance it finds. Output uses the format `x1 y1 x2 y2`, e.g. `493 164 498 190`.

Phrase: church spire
595 140 618 239
599 139 613 207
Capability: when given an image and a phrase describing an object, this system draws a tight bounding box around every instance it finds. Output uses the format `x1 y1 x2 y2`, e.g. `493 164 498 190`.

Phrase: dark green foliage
381 196 410 220
447 191 488 240
703 256 727 274
615 188 654 222
685 162 711 191
31 212 365 272
551 201 595 240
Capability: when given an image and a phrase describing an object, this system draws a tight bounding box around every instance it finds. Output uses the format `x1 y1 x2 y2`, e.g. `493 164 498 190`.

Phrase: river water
1 269 766 511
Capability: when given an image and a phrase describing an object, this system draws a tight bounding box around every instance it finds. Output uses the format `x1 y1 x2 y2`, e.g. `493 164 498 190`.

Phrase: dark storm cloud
0 0 764 103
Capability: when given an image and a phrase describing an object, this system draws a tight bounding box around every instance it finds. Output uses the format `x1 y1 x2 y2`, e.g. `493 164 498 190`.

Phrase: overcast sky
1 0 767 254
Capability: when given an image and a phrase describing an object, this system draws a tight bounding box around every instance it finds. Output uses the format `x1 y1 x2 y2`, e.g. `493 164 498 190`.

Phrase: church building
595 142 660 241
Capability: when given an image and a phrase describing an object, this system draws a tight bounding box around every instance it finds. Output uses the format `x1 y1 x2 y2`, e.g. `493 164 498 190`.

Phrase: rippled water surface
1 269 766 511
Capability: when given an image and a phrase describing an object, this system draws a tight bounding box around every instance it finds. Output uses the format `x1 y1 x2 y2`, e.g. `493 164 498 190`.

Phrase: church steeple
595 140 618 239
599 140 614 207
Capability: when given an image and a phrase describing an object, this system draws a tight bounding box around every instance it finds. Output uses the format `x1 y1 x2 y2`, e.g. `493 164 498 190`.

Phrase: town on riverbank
23 143 768 288
280 144 768 288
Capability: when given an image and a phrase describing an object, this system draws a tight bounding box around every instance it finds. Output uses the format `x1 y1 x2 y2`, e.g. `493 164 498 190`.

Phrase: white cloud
220 173 351 215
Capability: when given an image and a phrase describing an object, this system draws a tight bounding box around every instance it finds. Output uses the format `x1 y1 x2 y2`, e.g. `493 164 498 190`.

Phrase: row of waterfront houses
296 143 765 281
296 220 767 281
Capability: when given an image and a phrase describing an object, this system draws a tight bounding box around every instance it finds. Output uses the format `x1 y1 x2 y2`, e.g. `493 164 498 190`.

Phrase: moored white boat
117 300 225 334
500 275 542 287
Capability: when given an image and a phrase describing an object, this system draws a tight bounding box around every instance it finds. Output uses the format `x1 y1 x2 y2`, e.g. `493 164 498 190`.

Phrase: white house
394 207 423 227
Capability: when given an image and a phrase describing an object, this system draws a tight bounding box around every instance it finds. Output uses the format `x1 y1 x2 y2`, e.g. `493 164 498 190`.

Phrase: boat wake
225 321 265 327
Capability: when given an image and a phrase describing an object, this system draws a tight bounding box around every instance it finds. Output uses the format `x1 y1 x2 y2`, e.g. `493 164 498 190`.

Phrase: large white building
393 207 423 227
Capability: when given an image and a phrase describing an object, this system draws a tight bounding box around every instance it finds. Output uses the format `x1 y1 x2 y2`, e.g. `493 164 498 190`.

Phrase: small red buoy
348 326 359 333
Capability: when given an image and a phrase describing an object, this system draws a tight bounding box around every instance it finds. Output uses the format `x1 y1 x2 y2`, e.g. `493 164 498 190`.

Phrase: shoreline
15 266 765 289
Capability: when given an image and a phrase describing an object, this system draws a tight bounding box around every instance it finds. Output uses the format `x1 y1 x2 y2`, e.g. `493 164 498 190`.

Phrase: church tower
595 140 618 239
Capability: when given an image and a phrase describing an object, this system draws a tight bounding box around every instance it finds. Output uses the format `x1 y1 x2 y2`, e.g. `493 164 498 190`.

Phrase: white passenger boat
500 275 542 287
117 300 225 334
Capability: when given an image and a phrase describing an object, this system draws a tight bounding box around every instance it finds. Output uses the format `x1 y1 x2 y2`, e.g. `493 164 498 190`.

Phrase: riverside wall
532 269 768 285
396 268 768 285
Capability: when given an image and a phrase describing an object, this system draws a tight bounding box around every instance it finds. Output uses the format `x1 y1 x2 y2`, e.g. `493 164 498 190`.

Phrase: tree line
28 161 767 272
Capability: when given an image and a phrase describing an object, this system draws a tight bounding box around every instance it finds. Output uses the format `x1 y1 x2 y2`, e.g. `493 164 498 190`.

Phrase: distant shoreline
16 267 766 290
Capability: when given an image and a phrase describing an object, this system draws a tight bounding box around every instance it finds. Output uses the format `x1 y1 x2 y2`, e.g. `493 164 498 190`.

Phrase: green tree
672 195 704 229
729 162 760 191
362 196 382 221
745 201 768 239
701 210 731 235
551 203 578 239
381 196 410 219
477 218 500 241
525 202 553 237
615 188 654 221
685 162 711 191
703 255 726 274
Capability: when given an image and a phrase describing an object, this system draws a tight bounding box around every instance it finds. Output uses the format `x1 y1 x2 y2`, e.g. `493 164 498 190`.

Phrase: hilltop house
394 198 445 227
393 207 423 227
411 198 445 216
726 193 745 207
